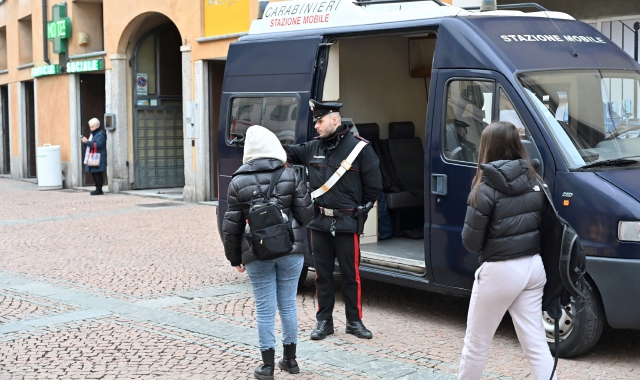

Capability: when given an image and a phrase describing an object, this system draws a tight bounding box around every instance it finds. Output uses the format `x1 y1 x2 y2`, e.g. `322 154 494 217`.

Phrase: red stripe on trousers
312 231 320 313
354 233 362 320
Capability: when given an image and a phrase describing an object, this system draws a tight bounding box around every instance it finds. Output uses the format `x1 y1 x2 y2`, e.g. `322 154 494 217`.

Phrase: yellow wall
36 75 70 162
204 0 251 37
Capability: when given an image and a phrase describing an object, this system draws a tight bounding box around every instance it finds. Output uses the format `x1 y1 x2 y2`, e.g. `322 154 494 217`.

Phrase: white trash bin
36 144 63 190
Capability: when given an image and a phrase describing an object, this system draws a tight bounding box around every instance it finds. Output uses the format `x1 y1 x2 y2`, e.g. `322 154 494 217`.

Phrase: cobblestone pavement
0 178 638 379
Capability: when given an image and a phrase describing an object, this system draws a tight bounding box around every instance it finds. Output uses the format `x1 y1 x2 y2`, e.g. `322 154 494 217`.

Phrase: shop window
229 95 300 145
18 16 33 65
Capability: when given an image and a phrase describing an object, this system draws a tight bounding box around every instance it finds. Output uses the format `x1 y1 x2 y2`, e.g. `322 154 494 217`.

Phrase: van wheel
543 278 605 358
297 266 308 289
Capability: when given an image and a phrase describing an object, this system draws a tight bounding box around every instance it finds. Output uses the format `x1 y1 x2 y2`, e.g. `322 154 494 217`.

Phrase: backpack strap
267 166 286 198
311 140 368 199
227 166 286 212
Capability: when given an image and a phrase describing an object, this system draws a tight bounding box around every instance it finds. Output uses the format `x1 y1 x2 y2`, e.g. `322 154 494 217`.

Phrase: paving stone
0 178 638 379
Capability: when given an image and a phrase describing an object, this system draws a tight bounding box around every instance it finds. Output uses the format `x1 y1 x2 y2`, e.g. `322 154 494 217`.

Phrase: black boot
310 319 334 340
278 343 300 374
346 320 373 339
254 348 275 380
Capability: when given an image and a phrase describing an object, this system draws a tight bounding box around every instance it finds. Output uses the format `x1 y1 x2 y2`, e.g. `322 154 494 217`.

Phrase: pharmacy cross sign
47 3 72 54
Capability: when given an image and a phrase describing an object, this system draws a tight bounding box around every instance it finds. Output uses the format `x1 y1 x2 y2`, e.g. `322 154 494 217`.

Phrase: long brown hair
470 121 536 206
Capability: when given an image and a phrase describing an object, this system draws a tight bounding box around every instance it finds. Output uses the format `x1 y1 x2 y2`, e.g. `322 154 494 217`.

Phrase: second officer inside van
284 99 382 340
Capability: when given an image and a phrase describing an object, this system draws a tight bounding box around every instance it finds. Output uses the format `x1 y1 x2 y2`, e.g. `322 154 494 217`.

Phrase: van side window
228 96 300 145
443 80 494 163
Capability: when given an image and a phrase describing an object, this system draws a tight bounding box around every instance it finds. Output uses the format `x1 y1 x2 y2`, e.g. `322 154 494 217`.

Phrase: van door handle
431 174 447 196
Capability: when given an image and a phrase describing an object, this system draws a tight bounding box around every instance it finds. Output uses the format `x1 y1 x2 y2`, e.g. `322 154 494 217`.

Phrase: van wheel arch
545 274 605 358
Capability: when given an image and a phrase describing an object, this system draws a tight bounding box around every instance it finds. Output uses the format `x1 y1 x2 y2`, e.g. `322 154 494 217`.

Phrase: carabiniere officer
284 99 382 340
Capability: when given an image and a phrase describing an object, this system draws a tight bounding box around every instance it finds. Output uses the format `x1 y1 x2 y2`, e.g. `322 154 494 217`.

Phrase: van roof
249 0 574 35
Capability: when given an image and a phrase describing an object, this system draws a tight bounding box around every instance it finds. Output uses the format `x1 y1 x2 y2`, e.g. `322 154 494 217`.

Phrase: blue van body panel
586 257 640 329
223 37 322 93
597 169 640 203
554 171 640 260
464 17 640 72
432 18 512 73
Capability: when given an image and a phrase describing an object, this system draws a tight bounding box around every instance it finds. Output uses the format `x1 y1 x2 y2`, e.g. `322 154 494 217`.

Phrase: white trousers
459 255 557 380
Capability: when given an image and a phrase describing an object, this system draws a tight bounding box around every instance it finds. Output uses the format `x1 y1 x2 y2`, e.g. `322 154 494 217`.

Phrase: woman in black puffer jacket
223 125 313 380
458 122 556 380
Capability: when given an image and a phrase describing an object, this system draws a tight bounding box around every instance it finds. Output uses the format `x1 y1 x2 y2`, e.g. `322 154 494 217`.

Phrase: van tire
297 266 308 289
546 278 605 358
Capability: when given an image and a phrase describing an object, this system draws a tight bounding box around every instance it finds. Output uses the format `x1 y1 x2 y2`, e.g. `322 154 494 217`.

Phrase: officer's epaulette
355 135 370 144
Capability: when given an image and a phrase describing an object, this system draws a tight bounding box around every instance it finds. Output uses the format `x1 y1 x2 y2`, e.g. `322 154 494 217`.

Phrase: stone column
194 60 211 202
0 85 6 174
18 82 27 179
8 83 19 180
182 46 195 202
106 55 131 192
68 74 82 188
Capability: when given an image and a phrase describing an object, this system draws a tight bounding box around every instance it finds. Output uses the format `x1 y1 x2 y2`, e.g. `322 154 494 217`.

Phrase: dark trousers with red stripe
311 230 363 322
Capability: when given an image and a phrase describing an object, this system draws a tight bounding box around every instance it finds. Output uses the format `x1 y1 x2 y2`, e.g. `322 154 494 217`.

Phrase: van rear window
228 96 300 145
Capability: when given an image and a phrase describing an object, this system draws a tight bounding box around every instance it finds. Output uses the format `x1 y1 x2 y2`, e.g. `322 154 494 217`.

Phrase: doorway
24 81 36 178
132 24 184 189
80 74 106 185
1 85 9 174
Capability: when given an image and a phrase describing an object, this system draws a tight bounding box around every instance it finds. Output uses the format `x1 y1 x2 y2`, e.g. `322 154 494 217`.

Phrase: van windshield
519 70 640 169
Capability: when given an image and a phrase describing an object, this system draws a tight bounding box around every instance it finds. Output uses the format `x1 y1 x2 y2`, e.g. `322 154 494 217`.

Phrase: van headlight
618 221 640 242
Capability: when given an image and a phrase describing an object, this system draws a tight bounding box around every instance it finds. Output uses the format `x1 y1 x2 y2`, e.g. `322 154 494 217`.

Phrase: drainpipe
42 0 50 64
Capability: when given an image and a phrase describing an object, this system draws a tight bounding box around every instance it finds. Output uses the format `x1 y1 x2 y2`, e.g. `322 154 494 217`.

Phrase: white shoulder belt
310 140 368 199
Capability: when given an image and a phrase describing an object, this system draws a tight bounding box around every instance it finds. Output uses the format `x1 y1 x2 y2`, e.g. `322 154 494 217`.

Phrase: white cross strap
311 140 368 199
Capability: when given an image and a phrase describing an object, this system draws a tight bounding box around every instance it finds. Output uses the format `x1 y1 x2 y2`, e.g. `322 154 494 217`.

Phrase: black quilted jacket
222 158 313 266
461 159 545 264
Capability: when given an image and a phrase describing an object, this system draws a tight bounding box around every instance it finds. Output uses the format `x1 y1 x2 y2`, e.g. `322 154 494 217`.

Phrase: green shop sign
66 59 103 73
47 3 72 54
31 65 61 78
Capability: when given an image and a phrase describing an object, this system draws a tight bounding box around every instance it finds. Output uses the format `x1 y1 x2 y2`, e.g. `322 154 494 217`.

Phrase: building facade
0 0 260 202
1 0 639 202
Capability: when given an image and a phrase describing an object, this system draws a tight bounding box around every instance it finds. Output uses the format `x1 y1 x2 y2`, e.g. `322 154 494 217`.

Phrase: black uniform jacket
284 124 382 233
222 158 314 266
461 159 545 264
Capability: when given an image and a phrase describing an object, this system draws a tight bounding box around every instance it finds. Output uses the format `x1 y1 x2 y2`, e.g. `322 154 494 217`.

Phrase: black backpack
538 179 589 379
229 167 294 260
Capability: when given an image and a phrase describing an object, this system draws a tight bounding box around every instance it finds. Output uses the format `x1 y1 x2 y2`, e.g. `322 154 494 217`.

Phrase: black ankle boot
254 348 275 380
278 343 300 374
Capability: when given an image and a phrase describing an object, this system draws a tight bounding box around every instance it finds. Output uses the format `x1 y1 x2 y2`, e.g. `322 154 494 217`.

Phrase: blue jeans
245 254 304 351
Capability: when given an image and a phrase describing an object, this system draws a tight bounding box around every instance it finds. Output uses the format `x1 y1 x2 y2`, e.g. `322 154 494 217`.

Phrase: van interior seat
385 121 424 209
357 123 380 143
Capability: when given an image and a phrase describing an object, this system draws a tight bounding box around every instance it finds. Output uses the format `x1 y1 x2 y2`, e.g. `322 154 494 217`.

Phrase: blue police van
216 0 640 357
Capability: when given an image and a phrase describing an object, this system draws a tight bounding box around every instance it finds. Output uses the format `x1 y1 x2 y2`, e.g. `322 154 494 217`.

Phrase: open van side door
217 36 322 201
429 69 551 291
216 36 322 241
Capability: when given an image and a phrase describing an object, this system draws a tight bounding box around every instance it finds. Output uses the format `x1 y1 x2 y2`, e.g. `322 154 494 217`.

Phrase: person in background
458 121 556 380
223 125 313 380
81 118 107 196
